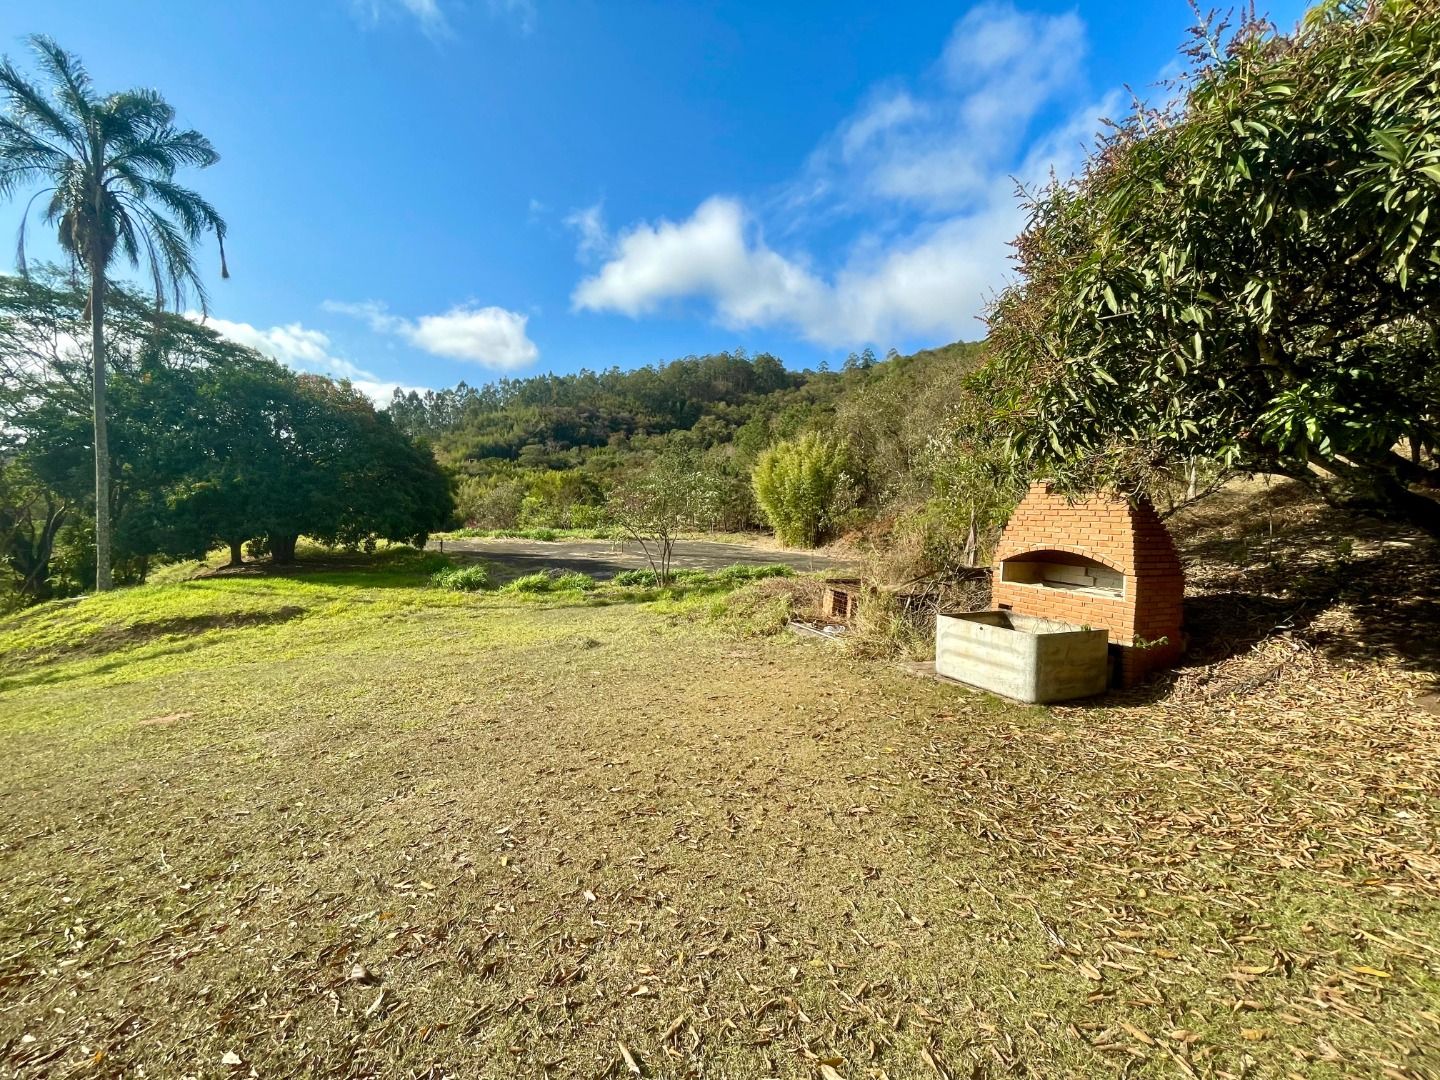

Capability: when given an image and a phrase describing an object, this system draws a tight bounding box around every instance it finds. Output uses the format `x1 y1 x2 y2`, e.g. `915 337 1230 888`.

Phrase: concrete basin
935 611 1109 704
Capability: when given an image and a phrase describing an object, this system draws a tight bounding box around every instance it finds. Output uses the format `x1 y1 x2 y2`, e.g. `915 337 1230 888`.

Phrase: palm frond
13 185 56 276
111 205 166 306
0 39 228 303
0 56 83 154
0 118 69 171
100 88 174 137
115 191 209 311
27 36 96 133
0 161 52 201
135 177 227 243
112 203 141 268
109 125 219 174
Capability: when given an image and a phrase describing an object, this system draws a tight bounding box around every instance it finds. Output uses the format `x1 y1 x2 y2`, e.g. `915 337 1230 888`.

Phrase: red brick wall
991 481 1184 686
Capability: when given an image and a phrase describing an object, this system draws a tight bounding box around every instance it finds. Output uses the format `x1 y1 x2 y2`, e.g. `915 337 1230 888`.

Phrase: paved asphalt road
436 536 855 582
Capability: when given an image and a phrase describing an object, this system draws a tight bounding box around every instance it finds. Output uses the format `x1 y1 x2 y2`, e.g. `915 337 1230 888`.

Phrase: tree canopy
0 274 452 604
987 0 1440 534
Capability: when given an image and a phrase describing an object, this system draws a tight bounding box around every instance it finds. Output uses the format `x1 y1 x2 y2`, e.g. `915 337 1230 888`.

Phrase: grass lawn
1 547 1437 1078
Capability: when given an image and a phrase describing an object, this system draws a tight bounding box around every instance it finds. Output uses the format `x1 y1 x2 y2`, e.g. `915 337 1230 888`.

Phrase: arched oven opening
998 549 1125 599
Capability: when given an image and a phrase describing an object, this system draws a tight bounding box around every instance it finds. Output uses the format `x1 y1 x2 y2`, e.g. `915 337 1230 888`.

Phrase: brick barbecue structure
991 481 1185 687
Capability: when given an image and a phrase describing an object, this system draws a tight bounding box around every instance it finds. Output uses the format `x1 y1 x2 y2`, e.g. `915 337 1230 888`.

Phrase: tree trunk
1376 477 1440 537
18 501 66 603
227 538 244 567
1286 459 1440 539
271 534 299 564
90 264 112 591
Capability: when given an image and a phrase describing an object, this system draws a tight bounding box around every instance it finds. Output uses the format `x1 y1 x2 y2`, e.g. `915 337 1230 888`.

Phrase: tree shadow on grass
1084 487 1440 706
1 605 307 690
1178 514 1440 681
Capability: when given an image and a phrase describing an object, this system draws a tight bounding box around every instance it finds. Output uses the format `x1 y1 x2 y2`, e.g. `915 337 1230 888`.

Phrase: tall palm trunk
90 260 112 591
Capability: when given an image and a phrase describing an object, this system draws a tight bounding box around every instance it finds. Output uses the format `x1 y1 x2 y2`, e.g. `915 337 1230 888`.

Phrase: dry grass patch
0 533 1437 1078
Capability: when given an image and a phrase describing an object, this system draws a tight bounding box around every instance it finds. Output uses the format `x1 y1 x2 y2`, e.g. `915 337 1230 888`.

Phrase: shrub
713 575 822 635
552 571 598 591
752 433 855 548
444 526 563 541
612 568 659 587
456 476 526 530
504 571 556 593
431 564 494 591
612 563 793 589
608 450 726 584
712 563 794 584
499 569 597 593
517 470 605 529
844 588 929 660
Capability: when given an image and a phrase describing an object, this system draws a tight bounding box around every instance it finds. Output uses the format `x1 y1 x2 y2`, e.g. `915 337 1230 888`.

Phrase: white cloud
564 202 610 261
349 379 436 405
349 0 535 36
324 299 539 370
573 1 1114 348
805 4 1089 211
188 313 429 407
839 91 921 162
192 315 369 380
351 0 451 37
573 197 825 328
572 196 1028 345
409 307 538 367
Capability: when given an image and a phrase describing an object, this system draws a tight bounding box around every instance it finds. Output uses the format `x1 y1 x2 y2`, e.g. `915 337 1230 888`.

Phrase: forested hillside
387 339 996 567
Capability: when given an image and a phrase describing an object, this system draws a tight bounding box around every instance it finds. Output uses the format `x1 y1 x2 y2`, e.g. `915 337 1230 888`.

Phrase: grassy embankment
1 537 1437 1078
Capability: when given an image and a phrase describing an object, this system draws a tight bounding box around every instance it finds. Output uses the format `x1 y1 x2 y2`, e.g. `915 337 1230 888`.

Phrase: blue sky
3 0 1307 401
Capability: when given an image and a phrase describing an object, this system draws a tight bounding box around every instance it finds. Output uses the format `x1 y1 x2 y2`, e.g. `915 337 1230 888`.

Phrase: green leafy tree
752 432 853 547
986 1 1440 533
518 469 604 528
455 474 527 529
2 275 453 594
244 376 452 564
0 37 229 589
607 451 723 584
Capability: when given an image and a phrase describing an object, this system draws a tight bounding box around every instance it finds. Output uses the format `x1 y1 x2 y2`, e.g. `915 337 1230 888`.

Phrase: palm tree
0 37 228 590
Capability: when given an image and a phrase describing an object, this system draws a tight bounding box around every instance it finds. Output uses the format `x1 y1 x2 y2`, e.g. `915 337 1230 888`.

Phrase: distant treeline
387 349 803 462
385 339 1006 577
